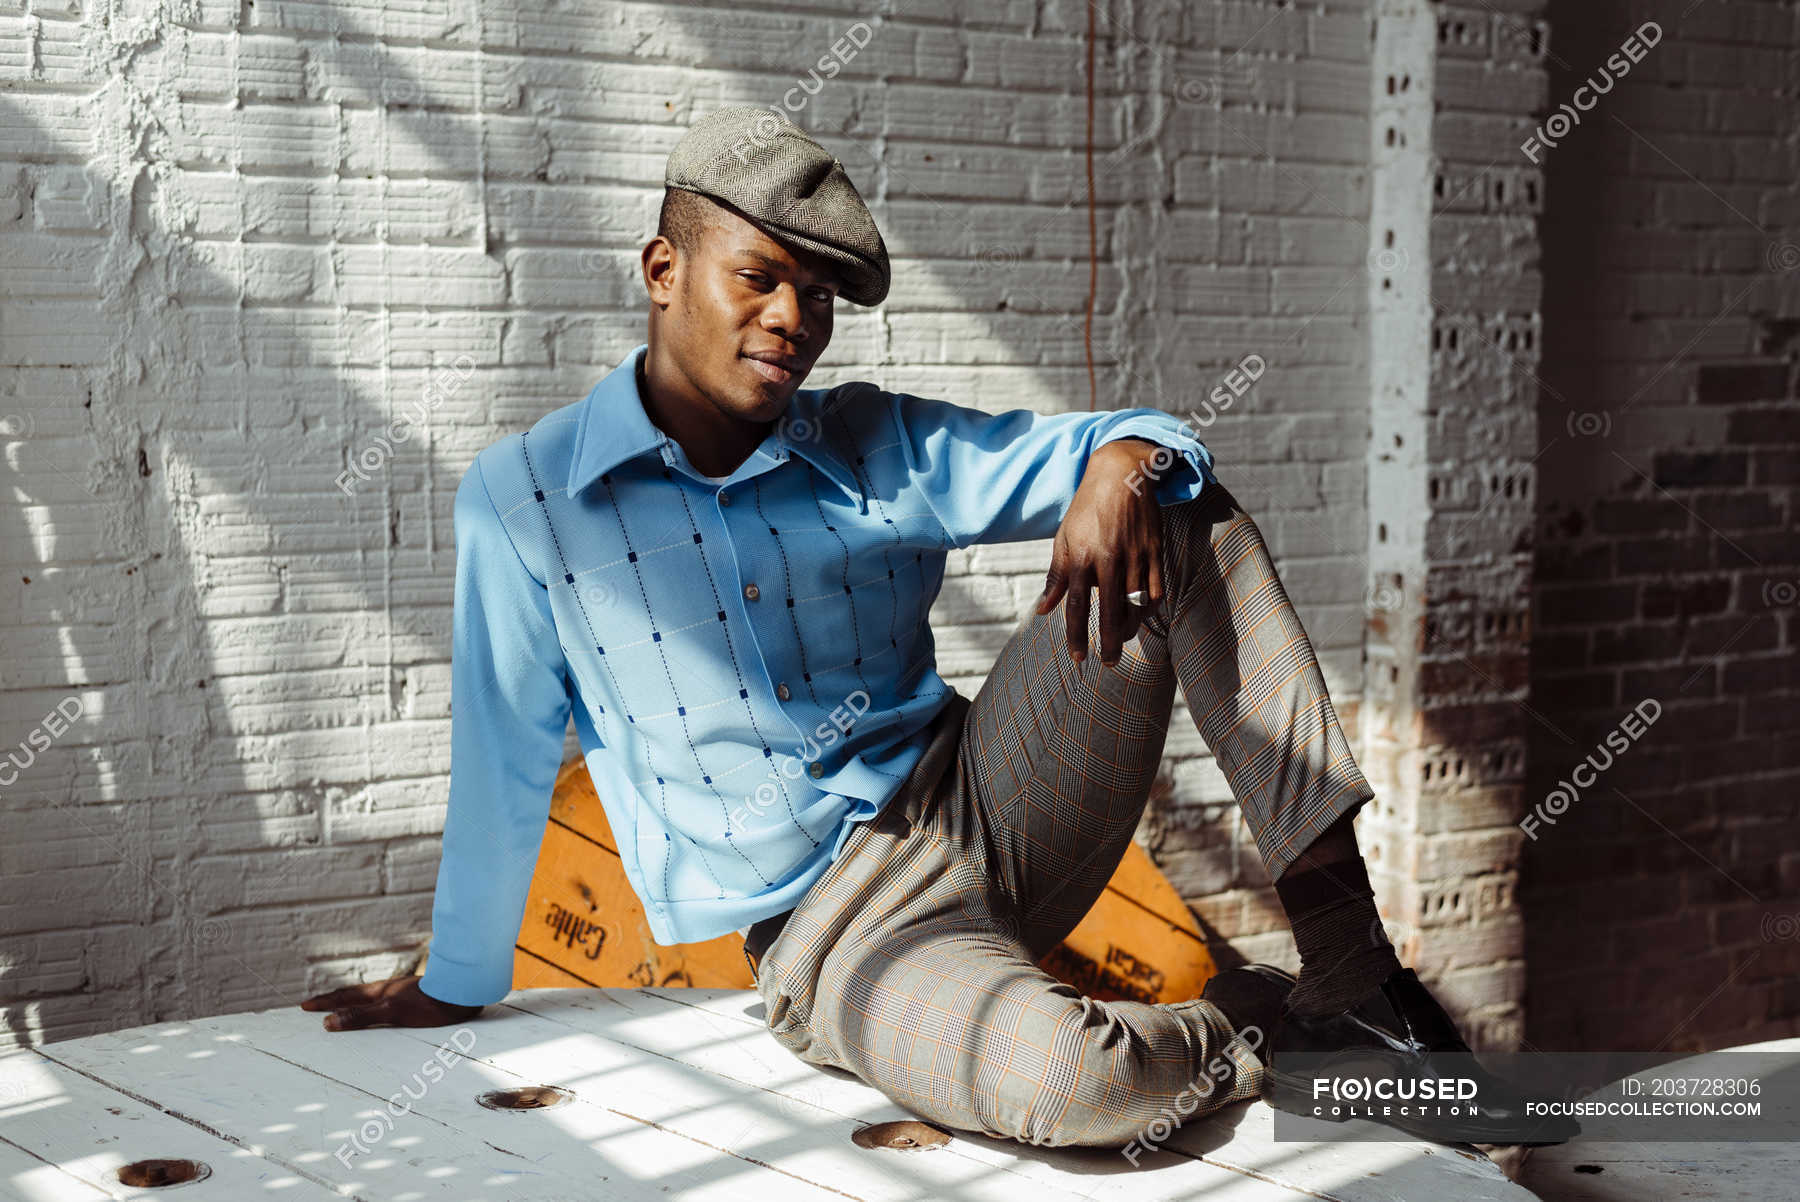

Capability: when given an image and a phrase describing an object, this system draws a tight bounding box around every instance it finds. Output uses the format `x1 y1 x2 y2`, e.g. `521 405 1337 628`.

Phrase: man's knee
1011 1066 1247 1152
1002 1002 1252 1149
1142 483 1249 638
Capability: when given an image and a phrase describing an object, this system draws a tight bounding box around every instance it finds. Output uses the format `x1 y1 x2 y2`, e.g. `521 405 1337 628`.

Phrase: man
302 107 1571 1150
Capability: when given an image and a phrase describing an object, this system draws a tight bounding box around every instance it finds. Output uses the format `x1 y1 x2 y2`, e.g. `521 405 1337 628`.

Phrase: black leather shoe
1200 965 1296 1062
1262 966 1579 1147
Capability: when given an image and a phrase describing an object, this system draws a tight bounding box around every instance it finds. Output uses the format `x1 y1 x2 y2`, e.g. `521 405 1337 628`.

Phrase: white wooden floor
1517 1037 1800 1202
1 986 1539 1201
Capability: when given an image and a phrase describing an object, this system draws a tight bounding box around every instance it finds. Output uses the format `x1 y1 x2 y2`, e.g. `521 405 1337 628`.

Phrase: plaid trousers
751 480 1377 1148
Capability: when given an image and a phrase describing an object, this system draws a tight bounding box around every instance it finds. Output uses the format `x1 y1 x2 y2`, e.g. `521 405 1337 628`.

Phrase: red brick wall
1526 0 1800 1053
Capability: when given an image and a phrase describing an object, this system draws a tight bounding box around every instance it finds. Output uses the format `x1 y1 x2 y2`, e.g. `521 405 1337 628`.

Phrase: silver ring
1125 589 1150 607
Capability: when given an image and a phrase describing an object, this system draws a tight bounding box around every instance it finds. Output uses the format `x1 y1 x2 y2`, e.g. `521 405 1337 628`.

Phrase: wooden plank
472 989 1287 1202
243 994 1143 1202
1142 1100 1539 1202
0 1137 115 1202
19 989 1541 1202
504 987 1536 1202
1519 1037 1800 1202
498 988 1388 1200
638 984 773 1028
34 1010 841 1202
0 1048 340 1201
157 1000 870 1202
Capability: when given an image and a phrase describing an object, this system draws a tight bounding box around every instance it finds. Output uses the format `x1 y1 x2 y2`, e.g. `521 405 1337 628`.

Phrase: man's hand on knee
1036 438 1168 665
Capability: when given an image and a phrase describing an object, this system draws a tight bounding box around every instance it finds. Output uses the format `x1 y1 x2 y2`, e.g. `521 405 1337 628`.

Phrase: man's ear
642 236 677 307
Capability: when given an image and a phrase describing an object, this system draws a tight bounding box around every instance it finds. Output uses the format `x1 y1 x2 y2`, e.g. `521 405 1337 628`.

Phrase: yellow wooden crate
432 758 1218 1003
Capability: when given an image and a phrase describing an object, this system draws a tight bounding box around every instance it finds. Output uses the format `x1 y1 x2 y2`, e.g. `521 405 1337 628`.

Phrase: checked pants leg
753 479 1378 1148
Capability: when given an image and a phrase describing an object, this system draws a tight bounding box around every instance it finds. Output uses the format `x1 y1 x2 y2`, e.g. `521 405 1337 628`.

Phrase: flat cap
664 106 890 307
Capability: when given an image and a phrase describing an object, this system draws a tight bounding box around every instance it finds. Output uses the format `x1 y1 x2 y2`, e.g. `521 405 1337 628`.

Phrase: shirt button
809 762 825 779
776 682 792 702
719 491 732 507
743 583 760 601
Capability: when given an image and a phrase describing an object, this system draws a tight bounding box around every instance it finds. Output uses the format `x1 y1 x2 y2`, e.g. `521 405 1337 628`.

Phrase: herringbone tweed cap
664 106 890 306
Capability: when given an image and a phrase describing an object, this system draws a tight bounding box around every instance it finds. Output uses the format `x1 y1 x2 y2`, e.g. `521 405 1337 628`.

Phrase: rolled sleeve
894 392 1217 547
418 458 575 1008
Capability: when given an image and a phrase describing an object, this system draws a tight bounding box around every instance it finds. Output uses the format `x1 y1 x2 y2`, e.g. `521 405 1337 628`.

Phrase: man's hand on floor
1036 438 1167 665
300 974 485 1031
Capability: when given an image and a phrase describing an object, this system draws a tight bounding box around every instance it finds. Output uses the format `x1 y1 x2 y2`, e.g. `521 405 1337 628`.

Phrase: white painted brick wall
0 0 1373 1046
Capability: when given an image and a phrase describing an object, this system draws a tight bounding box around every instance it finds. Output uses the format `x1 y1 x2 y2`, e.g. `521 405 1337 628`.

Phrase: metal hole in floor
852 1120 952 1150
477 1085 576 1111
116 1159 212 1189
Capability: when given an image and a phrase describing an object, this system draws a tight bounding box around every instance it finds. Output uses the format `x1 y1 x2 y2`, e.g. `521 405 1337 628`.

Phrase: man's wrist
1094 436 1164 468
1091 437 1169 487
1092 435 1194 501
1094 437 1166 460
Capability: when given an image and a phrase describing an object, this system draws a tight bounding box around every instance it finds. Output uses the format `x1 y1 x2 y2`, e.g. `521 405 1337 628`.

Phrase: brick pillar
1358 1 1550 1052
1358 0 1436 1014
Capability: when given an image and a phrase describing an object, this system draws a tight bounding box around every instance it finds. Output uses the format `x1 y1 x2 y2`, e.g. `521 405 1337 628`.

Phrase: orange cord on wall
1084 0 1098 410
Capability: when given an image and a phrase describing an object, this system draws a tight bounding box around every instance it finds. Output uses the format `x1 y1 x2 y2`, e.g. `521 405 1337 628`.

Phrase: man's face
649 205 840 424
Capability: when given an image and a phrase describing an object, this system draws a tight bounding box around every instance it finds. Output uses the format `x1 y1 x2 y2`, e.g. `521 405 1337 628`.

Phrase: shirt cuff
1096 413 1216 506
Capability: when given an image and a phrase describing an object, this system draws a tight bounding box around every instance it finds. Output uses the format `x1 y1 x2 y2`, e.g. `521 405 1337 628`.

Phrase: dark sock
1274 854 1402 1017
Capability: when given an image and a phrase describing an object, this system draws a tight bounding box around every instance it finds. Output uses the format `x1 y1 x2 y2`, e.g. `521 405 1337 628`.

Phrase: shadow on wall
1525 0 1800 1055
0 28 499 1045
4 3 1362 1045
0 3 679 1045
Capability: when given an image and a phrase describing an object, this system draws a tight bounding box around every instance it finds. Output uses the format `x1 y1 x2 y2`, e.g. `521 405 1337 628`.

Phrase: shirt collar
565 344 866 511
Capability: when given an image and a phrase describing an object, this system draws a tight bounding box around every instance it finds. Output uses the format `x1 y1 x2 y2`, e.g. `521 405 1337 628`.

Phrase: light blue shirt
419 344 1217 1005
